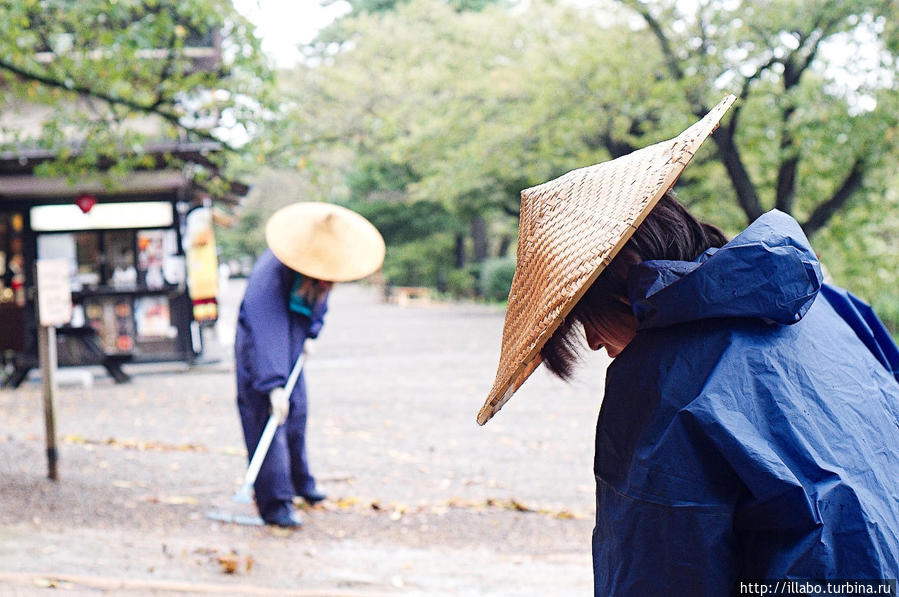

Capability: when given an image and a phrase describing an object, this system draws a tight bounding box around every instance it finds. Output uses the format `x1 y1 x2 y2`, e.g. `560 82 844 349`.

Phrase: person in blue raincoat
478 95 899 593
236 202 385 528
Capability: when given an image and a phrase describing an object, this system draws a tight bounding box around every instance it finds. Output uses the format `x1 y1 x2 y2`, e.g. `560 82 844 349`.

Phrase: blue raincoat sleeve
820 284 899 382
238 251 295 395
307 294 328 339
236 250 331 397
593 474 740 595
594 327 746 596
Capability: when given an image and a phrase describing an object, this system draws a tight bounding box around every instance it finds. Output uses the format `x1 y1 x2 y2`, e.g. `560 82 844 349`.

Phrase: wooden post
35 258 71 482
37 323 59 480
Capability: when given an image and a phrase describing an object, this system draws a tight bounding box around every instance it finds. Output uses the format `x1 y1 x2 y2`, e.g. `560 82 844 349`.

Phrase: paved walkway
0 281 611 595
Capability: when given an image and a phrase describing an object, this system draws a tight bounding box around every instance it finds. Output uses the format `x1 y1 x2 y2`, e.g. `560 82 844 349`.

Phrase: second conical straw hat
265 202 385 282
477 95 736 425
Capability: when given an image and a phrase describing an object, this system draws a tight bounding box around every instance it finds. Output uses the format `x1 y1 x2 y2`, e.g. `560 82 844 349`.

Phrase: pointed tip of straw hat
477 385 512 426
477 356 541 425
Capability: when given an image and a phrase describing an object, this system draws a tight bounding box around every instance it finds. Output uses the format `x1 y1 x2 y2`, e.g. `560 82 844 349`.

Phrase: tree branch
619 0 711 119
747 21 777 50
729 54 780 134
796 30 825 77
619 1 685 81
710 130 764 223
696 2 712 77
0 58 236 151
774 5 847 214
774 99 798 213
619 0 765 222
774 146 799 213
787 4 846 87
802 158 867 237
151 33 181 110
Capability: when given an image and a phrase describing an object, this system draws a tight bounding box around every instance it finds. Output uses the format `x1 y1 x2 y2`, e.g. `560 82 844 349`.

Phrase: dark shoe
264 511 304 528
299 488 327 505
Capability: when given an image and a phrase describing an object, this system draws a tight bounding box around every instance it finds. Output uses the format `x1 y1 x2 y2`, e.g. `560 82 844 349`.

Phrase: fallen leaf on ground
551 510 581 520
218 554 239 574
219 446 247 456
486 498 532 512
33 577 55 588
335 496 360 508
145 495 199 505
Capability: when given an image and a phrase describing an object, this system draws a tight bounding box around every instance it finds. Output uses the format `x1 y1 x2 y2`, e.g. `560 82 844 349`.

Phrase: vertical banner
185 206 219 323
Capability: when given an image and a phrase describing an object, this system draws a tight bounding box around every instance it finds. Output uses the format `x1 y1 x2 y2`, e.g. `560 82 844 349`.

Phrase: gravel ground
0 280 612 596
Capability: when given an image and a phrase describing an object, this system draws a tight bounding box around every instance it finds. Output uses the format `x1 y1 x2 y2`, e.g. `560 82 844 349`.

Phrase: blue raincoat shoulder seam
596 475 734 515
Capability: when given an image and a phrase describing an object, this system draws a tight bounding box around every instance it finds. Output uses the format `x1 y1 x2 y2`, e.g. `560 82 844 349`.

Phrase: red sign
74 194 97 213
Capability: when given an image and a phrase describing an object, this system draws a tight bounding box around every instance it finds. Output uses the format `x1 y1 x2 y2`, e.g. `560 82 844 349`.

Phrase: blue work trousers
237 380 316 521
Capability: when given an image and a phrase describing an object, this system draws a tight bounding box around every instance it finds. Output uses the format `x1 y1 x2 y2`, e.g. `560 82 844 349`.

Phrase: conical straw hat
477 95 736 425
265 202 386 282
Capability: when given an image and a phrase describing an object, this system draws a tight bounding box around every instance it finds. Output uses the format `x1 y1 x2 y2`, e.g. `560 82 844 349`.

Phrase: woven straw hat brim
477 95 736 425
265 202 386 282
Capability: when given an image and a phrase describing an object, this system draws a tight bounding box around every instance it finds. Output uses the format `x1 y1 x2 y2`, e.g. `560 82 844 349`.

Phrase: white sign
36 259 72 327
30 201 174 232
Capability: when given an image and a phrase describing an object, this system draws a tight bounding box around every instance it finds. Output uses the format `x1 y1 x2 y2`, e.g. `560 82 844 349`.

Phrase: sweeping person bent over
236 202 384 528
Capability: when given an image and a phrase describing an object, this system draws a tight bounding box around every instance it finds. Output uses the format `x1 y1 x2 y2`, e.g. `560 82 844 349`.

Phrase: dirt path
0 282 611 595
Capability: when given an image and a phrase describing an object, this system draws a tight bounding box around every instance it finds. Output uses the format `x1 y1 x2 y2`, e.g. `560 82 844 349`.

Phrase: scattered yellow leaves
485 498 531 512
32 577 55 588
63 434 207 453
314 495 586 520
32 577 72 589
192 547 254 575
143 495 199 505
334 496 360 509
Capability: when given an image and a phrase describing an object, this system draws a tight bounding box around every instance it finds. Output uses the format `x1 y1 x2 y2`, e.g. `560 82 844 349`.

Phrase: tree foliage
618 0 899 237
245 0 898 324
0 0 275 182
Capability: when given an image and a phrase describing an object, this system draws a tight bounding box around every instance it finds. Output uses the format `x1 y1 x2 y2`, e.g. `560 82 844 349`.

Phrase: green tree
279 0 536 285
0 0 274 184
616 0 899 331
273 0 899 319
618 0 899 236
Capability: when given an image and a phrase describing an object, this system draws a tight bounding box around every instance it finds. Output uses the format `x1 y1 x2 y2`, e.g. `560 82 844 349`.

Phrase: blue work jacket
235 249 327 402
593 210 899 595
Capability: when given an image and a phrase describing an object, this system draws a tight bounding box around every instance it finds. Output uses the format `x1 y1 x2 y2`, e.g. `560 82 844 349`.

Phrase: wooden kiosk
0 142 244 386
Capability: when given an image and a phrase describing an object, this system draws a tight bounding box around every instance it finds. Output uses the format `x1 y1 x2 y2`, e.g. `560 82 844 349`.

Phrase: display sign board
36 259 72 327
30 201 174 232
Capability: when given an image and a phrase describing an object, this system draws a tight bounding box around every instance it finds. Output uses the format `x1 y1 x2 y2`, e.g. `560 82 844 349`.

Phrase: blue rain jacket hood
592 210 899 595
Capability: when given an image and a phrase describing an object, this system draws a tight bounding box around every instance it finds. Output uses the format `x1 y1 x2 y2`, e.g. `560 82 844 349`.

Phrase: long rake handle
236 351 307 497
